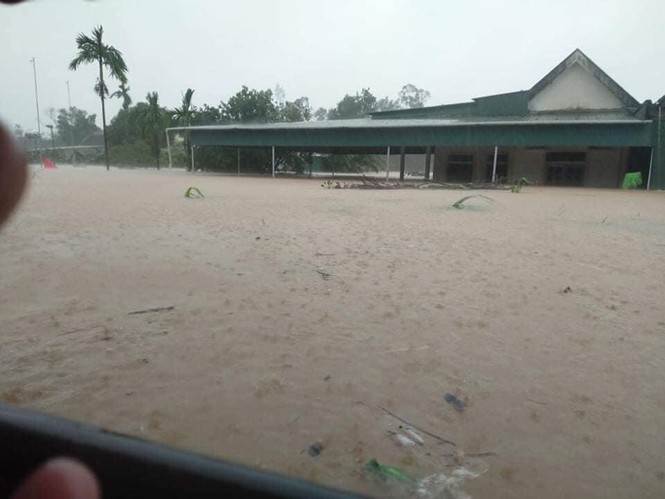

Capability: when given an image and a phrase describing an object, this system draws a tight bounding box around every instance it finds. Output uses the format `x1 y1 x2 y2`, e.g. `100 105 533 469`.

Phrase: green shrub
162 145 188 168
108 141 153 167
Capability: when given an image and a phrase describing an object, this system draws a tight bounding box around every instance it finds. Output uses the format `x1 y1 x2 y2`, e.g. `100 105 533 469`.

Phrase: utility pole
46 124 54 149
29 57 42 160
66 81 77 165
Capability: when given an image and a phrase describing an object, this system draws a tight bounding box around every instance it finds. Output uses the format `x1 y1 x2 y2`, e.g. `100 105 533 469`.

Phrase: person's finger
0 125 28 228
10 458 100 499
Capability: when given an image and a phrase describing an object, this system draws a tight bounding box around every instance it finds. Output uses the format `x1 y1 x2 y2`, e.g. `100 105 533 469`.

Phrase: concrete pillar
399 146 405 181
385 146 391 180
432 147 446 181
191 146 195 173
424 146 432 180
651 108 665 190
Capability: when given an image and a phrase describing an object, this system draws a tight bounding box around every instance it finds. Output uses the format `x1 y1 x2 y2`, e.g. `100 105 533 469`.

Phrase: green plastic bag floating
365 458 415 484
622 172 642 189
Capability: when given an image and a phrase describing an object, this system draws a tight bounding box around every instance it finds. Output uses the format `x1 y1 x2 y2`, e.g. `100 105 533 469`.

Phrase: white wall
528 63 623 112
585 149 623 188
512 148 546 184
431 146 627 187
433 147 446 181
431 147 504 182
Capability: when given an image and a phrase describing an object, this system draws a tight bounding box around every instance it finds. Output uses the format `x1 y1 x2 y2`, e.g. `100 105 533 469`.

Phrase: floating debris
380 406 456 446
389 432 416 447
128 305 175 315
416 464 487 499
400 426 425 446
308 442 324 457
365 459 415 484
316 267 332 280
451 194 498 209
444 393 466 412
322 175 510 191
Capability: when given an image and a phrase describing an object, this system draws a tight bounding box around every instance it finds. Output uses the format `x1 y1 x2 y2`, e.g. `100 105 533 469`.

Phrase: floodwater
1 165 664 498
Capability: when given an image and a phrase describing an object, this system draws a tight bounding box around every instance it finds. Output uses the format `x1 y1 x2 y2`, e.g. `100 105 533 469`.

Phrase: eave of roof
170 114 647 134
370 49 641 120
528 48 639 108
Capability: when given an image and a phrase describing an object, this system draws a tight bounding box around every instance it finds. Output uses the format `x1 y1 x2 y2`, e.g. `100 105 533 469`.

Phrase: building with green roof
169 49 663 189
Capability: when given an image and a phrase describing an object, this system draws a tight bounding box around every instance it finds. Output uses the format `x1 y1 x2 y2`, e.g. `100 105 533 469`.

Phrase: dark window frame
545 151 586 186
485 153 509 182
447 153 474 183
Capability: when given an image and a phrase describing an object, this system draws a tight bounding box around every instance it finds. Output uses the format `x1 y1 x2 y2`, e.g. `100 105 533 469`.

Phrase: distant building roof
529 49 639 109
170 49 655 152
370 48 641 121
79 130 103 147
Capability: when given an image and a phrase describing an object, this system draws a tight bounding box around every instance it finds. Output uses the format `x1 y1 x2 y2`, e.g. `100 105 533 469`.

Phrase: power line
29 57 42 160
29 57 41 138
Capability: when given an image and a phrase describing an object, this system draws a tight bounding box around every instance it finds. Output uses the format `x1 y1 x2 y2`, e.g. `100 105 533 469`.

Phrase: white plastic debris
391 432 416 447
401 426 425 446
415 463 487 499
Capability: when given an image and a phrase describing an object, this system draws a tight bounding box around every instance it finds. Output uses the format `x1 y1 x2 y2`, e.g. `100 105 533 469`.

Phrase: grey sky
1 0 661 132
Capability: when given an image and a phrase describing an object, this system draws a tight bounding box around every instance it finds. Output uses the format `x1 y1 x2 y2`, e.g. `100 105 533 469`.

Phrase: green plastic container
622 172 643 189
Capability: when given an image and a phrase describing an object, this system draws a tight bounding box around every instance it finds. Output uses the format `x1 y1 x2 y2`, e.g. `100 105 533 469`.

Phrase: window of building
485 153 509 182
447 154 474 182
545 151 586 186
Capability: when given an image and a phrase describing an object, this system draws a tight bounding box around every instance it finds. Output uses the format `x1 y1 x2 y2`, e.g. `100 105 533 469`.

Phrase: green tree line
26 25 431 174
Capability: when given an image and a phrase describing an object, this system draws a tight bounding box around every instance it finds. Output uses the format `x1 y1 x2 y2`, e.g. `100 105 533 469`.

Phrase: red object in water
43 157 57 169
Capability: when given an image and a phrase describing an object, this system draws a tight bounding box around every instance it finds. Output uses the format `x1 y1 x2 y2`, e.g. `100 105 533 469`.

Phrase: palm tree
171 89 196 169
171 88 196 126
111 81 132 111
69 25 127 170
111 82 132 143
137 92 166 169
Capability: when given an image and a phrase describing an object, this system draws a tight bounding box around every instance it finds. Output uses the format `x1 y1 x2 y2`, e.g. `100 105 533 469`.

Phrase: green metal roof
178 118 652 149
369 91 531 120
367 102 477 120
473 91 528 116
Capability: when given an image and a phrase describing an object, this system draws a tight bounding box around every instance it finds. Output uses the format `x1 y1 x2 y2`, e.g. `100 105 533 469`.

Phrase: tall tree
171 88 196 127
313 107 329 121
69 25 128 170
111 82 132 144
273 83 286 105
111 81 132 111
398 84 430 109
280 97 311 122
171 88 196 169
222 87 278 122
136 92 167 169
107 103 146 146
55 107 100 146
375 96 400 112
328 88 378 119
190 103 222 126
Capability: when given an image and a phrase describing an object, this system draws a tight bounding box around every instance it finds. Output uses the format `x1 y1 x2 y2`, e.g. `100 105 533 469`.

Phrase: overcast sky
1 0 661 132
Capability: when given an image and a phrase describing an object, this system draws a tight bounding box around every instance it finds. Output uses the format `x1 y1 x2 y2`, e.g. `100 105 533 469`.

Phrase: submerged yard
1 166 664 498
